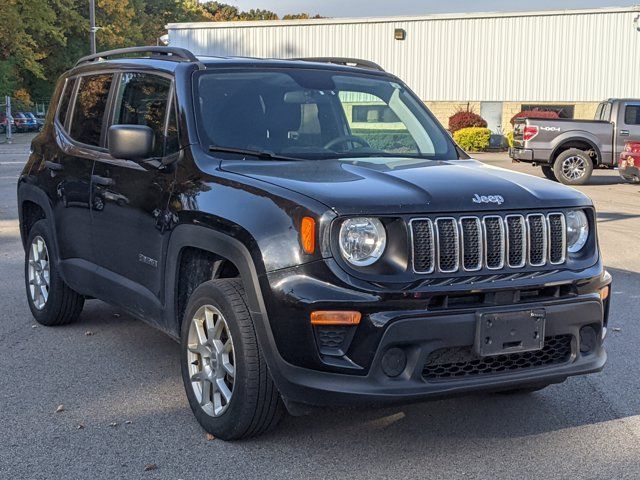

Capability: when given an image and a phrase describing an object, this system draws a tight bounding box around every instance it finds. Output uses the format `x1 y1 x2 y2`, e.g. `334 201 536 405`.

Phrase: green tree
0 0 322 102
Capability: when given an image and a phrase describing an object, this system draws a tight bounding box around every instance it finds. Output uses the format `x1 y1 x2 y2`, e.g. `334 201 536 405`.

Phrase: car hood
220 157 592 215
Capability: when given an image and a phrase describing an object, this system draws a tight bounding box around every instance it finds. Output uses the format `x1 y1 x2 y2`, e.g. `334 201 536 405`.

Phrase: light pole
89 0 97 54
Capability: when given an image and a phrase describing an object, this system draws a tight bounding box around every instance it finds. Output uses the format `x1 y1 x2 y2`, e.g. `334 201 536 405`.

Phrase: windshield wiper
208 146 299 162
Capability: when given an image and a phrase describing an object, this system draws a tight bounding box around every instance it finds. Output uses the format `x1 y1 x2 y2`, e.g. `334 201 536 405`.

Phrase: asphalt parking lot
1 134 640 479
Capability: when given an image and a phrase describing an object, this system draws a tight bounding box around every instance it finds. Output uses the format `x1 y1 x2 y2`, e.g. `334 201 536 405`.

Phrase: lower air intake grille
422 335 573 382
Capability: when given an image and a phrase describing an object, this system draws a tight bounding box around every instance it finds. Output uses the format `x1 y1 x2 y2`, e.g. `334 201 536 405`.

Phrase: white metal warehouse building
167 6 640 133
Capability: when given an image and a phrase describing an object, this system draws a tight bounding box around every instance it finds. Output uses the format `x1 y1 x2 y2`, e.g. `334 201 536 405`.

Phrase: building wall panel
168 7 640 102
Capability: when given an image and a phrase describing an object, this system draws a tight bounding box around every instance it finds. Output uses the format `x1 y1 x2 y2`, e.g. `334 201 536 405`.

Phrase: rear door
48 74 113 264
90 71 178 305
617 102 640 157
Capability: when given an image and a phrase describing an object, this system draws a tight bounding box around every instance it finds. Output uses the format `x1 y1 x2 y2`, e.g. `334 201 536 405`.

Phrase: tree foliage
0 0 322 102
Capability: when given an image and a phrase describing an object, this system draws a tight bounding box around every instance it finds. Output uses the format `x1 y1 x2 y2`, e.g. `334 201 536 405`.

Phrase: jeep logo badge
472 194 504 205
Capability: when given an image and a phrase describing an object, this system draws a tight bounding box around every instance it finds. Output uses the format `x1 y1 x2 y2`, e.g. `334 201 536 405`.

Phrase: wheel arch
550 136 602 166
164 223 270 340
17 184 56 251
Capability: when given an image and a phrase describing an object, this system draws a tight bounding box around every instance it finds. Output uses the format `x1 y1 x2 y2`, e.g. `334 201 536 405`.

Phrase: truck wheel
25 220 84 326
553 149 593 185
541 165 557 181
180 278 285 440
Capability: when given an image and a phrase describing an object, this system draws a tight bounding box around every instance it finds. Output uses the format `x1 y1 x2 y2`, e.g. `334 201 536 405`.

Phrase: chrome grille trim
459 217 483 272
547 213 567 265
482 216 505 270
505 215 526 268
527 214 548 267
409 218 435 274
435 218 460 273
410 212 568 275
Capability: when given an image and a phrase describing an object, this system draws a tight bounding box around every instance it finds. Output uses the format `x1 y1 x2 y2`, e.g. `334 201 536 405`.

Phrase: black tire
180 278 285 440
553 149 594 185
541 165 557 181
25 220 84 326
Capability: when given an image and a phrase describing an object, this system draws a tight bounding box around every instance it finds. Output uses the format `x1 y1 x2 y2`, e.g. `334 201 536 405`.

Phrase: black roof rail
291 57 385 72
74 46 198 67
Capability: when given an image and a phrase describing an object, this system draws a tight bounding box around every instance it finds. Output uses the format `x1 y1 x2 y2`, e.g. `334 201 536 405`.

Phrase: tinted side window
113 73 171 156
57 78 76 127
70 74 113 146
624 105 640 126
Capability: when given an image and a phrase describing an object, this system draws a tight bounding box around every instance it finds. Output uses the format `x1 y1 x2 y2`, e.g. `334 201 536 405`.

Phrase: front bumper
260 262 610 407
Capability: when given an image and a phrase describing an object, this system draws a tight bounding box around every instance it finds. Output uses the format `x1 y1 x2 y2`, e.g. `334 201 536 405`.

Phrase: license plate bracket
475 309 546 357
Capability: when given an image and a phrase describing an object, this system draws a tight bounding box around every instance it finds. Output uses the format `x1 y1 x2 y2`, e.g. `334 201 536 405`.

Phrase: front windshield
195 69 458 160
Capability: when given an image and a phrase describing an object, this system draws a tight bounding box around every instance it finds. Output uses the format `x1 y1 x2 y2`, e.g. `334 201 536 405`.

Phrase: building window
521 104 575 119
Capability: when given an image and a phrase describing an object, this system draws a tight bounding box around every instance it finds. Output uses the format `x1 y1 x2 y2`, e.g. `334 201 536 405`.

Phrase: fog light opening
381 347 407 378
579 326 598 354
599 286 610 301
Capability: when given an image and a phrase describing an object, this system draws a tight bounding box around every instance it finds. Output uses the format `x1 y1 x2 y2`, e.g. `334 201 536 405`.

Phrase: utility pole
89 0 97 54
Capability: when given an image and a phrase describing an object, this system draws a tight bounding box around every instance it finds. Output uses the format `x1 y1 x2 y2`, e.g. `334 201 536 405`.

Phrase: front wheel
180 278 284 440
553 149 593 185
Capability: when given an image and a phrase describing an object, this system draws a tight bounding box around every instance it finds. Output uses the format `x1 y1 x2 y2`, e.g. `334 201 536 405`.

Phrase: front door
90 72 178 303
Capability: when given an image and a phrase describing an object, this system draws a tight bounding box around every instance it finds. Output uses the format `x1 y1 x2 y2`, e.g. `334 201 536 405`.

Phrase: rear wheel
553 149 593 185
541 165 557 181
25 220 84 326
180 278 284 440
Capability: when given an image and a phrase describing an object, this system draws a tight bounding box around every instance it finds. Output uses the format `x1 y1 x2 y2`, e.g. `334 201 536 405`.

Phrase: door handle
91 175 114 187
44 161 63 171
620 130 630 136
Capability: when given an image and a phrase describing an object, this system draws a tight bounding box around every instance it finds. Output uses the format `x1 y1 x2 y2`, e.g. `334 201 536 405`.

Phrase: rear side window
57 78 76 126
624 105 640 125
69 74 113 147
112 73 172 156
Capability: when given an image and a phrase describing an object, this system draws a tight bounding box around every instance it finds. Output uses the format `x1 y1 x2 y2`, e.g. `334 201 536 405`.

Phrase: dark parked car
510 99 640 185
14 112 38 132
18 47 611 440
25 112 44 131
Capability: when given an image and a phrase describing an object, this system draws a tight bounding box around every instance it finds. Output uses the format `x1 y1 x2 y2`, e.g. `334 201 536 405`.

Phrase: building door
481 102 504 134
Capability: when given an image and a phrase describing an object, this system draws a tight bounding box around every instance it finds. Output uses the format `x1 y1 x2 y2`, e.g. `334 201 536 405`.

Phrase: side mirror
108 125 154 160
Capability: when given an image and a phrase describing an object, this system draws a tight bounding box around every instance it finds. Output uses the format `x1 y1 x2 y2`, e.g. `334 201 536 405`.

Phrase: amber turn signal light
310 311 362 326
301 217 316 254
600 286 610 301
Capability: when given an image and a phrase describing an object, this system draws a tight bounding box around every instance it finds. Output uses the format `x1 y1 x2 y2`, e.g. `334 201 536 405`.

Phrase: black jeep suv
18 47 610 440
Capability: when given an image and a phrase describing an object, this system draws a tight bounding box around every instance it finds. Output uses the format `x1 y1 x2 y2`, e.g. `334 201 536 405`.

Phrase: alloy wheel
187 305 235 417
27 236 50 310
562 156 587 180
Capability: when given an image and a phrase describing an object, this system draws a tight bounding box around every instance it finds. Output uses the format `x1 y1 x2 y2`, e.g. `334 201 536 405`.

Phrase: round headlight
339 217 387 266
566 210 589 253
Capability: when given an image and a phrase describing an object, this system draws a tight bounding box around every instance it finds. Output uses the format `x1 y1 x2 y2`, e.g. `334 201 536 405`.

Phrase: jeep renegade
18 47 610 440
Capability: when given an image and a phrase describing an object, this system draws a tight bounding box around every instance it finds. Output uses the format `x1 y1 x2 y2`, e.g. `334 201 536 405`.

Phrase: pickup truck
510 99 640 184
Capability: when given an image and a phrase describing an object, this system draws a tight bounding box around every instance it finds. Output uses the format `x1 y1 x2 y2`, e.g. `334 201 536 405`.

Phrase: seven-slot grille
411 213 567 274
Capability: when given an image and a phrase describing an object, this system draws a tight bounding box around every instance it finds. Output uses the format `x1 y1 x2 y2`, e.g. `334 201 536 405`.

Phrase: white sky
222 0 636 17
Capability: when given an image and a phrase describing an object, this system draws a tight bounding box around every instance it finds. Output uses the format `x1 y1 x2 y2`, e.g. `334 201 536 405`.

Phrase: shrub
506 131 514 148
453 127 492 152
448 109 487 133
510 109 559 126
